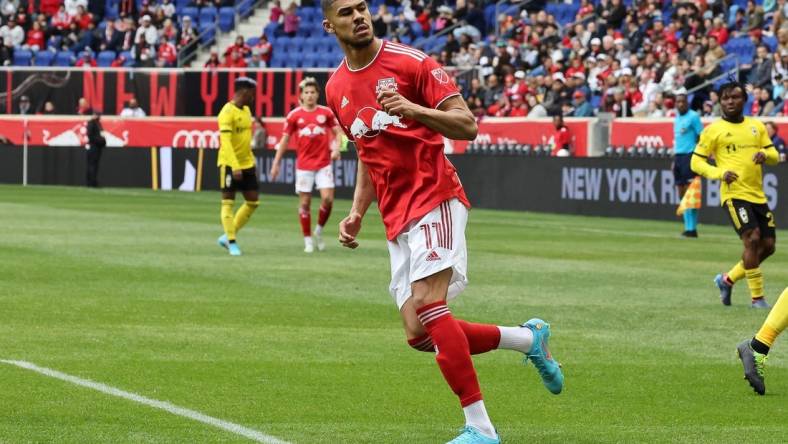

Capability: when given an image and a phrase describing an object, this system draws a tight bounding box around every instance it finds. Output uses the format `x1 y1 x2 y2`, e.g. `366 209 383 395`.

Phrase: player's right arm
339 158 375 249
218 107 242 180
691 125 738 184
270 133 289 180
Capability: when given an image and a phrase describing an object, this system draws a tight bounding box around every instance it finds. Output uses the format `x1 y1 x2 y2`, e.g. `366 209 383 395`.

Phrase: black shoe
681 230 698 238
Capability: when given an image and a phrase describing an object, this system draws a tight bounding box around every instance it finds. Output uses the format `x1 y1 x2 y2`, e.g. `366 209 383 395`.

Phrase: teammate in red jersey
321 1 564 442
271 77 343 253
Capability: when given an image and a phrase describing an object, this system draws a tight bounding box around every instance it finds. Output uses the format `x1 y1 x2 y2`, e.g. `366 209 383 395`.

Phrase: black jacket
86 119 106 149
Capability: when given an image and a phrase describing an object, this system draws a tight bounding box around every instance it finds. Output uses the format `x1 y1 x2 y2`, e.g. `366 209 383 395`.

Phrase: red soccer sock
409 322 500 355
457 320 501 355
317 203 332 228
416 301 483 407
299 208 311 237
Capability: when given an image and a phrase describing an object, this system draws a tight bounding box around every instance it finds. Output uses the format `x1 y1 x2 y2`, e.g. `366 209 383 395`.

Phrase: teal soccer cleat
523 318 564 394
446 426 500 444
228 242 242 256
217 234 229 250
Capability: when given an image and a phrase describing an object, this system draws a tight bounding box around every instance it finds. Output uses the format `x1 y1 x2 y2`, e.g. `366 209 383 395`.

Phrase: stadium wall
3 144 787 226
451 156 787 225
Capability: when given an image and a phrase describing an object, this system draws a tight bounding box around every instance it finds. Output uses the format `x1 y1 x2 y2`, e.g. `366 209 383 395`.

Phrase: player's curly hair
717 80 747 99
299 77 320 92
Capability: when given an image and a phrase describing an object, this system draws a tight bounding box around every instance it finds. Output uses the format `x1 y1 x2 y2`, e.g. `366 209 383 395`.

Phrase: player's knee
245 200 260 209
321 196 333 208
298 203 310 214
743 229 762 249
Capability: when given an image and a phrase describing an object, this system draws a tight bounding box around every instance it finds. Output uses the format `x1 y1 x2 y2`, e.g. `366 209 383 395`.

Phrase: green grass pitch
1 184 786 443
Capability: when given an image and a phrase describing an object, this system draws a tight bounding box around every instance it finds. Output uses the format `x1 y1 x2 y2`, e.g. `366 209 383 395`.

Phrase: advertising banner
0 116 591 155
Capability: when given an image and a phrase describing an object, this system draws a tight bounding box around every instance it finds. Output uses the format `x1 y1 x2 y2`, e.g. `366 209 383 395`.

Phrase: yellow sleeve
218 108 240 168
758 122 781 165
691 126 724 180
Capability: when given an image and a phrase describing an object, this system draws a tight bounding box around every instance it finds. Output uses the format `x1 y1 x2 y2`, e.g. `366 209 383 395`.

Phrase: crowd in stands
449 0 788 118
0 0 237 67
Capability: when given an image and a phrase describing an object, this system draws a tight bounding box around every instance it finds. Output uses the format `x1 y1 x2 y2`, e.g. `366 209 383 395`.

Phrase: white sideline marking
1 359 290 444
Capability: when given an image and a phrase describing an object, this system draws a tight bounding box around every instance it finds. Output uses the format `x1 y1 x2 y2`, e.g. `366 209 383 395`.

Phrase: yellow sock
233 200 259 233
745 268 764 300
221 199 236 241
755 287 788 347
727 261 746 283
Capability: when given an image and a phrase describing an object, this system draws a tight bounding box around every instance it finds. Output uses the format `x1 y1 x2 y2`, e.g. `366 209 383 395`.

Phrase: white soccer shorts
387 198 469 309
295 164 334 194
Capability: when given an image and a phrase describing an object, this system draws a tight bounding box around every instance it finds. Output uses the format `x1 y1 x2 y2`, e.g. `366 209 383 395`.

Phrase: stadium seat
97 51 116 67
33 50 54 66
238 0 254 17
182 7 199 23
199 24 216 44
13 49 32 66
54 51 74 67
47 35 62 50
200 6 217 21
218 7 235 32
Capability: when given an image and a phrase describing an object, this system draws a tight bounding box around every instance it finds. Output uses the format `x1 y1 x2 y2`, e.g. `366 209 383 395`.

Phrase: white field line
1 359 290 444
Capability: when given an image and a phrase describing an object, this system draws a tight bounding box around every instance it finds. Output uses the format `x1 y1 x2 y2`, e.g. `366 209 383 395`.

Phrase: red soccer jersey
325 40 470 240
283 105 337 171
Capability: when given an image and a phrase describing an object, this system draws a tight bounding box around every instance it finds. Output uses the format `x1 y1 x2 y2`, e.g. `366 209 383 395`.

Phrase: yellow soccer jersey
217 102 254 169
691 117 780 205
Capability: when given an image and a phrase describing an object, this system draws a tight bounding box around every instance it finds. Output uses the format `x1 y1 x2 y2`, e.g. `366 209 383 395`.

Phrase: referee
673 89 704 237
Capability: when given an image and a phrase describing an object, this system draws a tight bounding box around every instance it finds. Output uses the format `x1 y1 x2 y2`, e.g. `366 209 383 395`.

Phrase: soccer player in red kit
271 77 343 252
321 1 564 442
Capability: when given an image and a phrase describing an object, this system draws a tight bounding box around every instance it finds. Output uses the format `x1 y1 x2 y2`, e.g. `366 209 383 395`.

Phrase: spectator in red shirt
254 34 272 65
75 50 96 67
282 3 300 37
52 4 71 32
204 49 221 68
156 39 177 67
72 5 92 31
507 94 528 117
269 0 283 23
551 115 572 157
24 21 44 51
222 50 247 68
708 17 729 45
40 0 63 16
224 35 251 58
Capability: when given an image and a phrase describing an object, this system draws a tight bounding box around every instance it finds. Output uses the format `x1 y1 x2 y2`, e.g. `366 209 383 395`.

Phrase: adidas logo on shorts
426 250 441 261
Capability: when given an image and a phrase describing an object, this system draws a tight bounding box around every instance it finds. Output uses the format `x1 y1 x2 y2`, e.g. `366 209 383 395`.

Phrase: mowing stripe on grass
0 359 290 444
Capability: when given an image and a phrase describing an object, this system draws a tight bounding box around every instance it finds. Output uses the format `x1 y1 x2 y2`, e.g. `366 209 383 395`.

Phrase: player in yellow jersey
691 81 780 309
216 77 260 256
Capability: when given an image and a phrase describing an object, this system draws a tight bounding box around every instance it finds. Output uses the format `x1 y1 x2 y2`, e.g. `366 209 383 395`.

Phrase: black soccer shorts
724 199 776 239
219 165 258 192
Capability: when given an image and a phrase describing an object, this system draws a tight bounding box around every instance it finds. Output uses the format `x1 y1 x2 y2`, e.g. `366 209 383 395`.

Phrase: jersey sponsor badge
431 68 449 84
317 114 326 124
375 77 398 94
739 207 749 224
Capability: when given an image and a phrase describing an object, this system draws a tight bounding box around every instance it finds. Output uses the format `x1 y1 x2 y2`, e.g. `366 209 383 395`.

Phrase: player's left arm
331 126 342 160
377 92 477 140
754 122 780 165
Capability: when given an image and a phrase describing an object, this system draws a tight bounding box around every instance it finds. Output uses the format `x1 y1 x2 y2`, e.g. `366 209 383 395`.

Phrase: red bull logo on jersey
298 124 327 138
350 106 407 139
